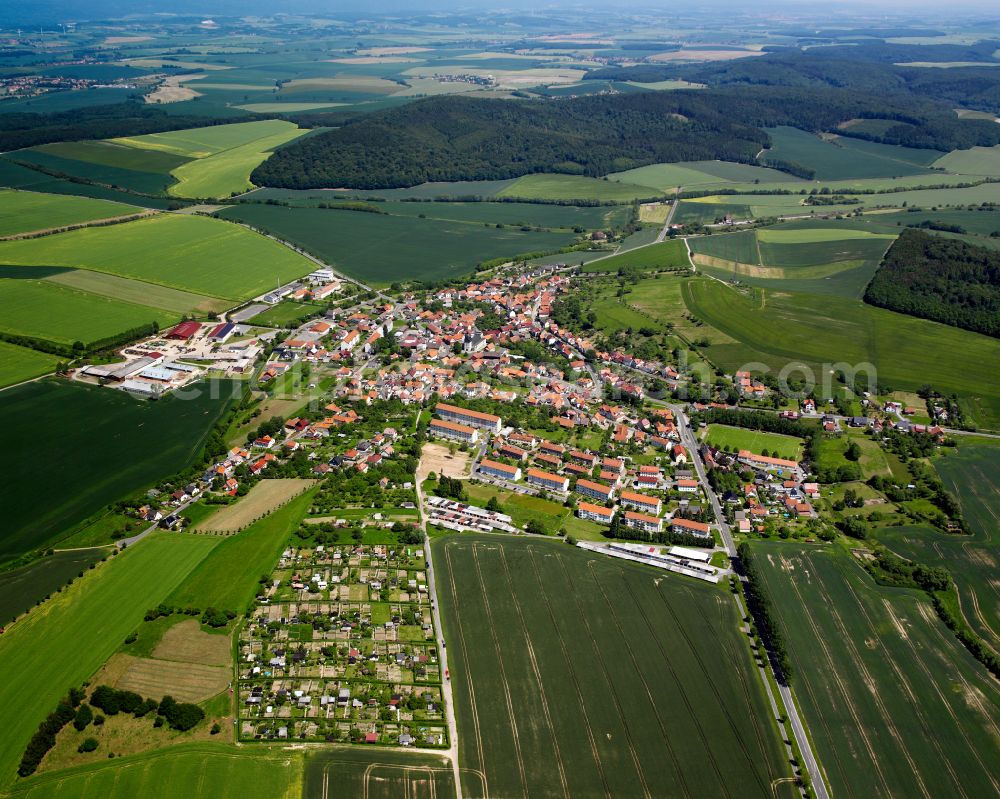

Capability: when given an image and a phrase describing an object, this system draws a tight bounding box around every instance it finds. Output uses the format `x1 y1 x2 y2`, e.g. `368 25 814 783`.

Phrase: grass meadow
678 278 1000 427
434 535 795 799
582 238 691 272
112 120 299 159
167 490 315 613
751 542 1000 799
609 160 802 192
0 340 59 388
4 743 301 799
0 190 139 237
703 424 803 460
303 748 454 799
0 535 221 789
217 204 576 285
0 214 314 300
0 379 242 565
0 277 177 346
497 173 661 202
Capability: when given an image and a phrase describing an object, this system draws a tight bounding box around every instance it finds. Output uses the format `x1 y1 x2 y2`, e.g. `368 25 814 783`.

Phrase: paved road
655 194 680 243
416 470 464 798
668 402 830 799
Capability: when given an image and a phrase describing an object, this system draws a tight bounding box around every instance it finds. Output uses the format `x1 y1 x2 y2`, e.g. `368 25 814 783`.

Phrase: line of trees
738 542 794 684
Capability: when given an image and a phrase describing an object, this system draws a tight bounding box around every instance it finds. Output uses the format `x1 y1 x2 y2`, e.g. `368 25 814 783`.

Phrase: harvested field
117 656 230 703
195 478 315 532
153 618 231 666
418 443 471 482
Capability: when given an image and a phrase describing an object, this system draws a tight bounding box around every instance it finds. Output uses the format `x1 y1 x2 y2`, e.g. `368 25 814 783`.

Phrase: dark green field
751 542 1000 799
303 748 454 799
248 179 518 202
879 442 1000 648
0 547 107 625
9 147 183 195
688 230 760 264
763 127 938 180
217 204 576 284
0 379 242 565
434 535 794 799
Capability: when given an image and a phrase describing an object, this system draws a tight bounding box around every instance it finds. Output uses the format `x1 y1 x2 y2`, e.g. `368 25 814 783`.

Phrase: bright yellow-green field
498 173 661 201
755 228 897 244
112 120 307 199
0 341 59 388
0 214 314 300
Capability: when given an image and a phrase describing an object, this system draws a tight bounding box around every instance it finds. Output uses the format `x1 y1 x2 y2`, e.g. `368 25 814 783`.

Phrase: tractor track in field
555 555 652 799
525 546 612 799
589 564 700 799
497 546 571 799
442 544 487 794
780 554 894 796
471 545 528 798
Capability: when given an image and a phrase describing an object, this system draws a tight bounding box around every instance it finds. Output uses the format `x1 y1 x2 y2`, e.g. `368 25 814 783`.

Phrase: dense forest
252 84 1000 190
865 229 1000 338
252 92 770 189
588 42 1000 116
0 103 247 152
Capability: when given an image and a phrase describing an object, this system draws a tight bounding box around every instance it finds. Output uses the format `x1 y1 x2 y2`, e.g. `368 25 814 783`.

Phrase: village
88 255 966 757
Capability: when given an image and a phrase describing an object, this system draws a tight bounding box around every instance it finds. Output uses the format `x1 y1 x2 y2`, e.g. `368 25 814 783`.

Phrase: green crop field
703 424 803 460
302 748 453 799
689 230 760 265
609 160 802 192
26 140 192 174
763 127 936 180
110 120 307 199
217 204 575 285
679 278 1000 428
497 173 661 202
0 190 139 237
8 150 180 195
933 144 1000 176
750 542 1000 799
756 236 894 269
0 214 314 300
377 200 630 229
0 547 107 625
0 379 242 565
878 442 1000 647
4 743 300 799
672 200 753 226
250 178 520 202
0 535 221 789
0 276 177 346
43 269 229 315
112 120 299 159
582 239 691 272
0 341 59 388
434 535 795 799
167 490 315 613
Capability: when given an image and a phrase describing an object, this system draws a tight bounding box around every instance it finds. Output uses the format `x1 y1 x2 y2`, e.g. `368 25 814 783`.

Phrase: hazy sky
1 0 998 27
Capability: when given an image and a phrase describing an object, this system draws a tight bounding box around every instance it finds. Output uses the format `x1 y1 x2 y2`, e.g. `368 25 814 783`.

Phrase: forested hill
252 93 769 189
253 87 1000 190
865 229 1000 338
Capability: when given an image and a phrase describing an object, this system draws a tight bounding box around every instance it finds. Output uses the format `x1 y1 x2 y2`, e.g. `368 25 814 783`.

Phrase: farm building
166 320 201 340
209 322 236 342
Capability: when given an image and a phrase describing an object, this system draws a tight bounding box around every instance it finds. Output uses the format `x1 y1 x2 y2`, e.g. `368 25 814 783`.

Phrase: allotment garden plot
239 544 448 748
435 535 794 799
